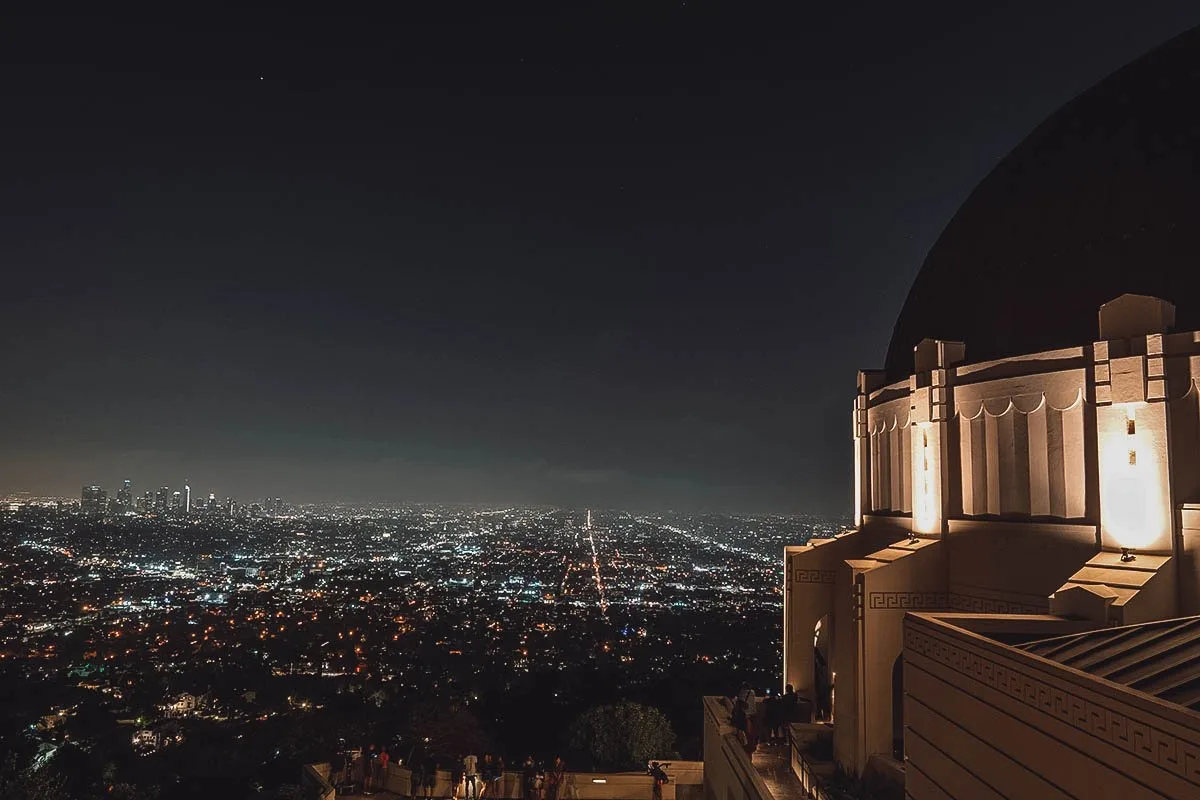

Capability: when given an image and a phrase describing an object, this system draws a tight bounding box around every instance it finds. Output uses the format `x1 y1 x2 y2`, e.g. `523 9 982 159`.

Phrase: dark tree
400 699 490 762
566 702 676 772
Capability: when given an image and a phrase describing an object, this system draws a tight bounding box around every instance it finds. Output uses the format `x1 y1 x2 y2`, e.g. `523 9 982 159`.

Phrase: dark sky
2 3 1198 513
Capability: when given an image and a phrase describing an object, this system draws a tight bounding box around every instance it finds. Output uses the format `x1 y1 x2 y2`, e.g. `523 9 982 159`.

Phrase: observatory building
707 26 1200 800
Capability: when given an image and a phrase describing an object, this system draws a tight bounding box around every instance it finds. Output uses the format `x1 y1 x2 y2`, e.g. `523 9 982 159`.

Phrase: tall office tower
172 490 182 511
117 479 133 511
156 486 170 513
587 509 593 530
81 485 106 515
224 497 236 517
184 481 191 515
140 491 154 512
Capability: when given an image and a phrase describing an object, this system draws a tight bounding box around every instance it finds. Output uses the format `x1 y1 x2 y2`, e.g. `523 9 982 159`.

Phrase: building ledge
1052 550 1174 623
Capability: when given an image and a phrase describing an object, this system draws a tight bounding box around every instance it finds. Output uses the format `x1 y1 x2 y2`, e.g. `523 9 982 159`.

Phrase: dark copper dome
885 27 1200 379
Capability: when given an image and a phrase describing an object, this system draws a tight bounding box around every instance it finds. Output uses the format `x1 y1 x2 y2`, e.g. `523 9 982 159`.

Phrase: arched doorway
892 655 905 760
813 615 833 722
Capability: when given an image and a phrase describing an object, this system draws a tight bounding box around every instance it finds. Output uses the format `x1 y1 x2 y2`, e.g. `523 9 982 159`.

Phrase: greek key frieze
867 592 948 610
792 569 836 584
949 592 1046 614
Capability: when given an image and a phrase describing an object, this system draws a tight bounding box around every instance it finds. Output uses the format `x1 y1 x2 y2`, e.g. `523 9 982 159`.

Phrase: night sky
3 4 1198 513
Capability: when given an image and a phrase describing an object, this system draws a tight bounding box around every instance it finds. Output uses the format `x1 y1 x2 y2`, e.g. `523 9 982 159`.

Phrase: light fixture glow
913 424 938 532
1101 403 1162 550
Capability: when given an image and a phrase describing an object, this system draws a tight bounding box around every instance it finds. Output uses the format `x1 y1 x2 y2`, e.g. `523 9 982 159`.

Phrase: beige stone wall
867 393 913 515
904 613 1200 800
856 543 946 772
1180 505 1200 613
861 345 1100 527
1164 353 1200 506
701 697 771 800
830 555 860 772
1165 348 1200 614
944 519 1097 613
783 543 833 702
782 522 906 699
954 372 1088 519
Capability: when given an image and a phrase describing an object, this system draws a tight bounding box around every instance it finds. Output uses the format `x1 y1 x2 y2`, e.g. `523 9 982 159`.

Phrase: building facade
702 26 1200 800
783 293 1200 781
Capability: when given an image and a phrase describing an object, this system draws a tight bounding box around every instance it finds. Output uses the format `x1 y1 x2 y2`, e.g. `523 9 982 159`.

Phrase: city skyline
11 475 830 521
5 5 1200 514
74 477 285 518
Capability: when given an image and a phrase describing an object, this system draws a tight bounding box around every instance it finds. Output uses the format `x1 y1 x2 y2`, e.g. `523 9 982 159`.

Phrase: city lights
1 496 835 781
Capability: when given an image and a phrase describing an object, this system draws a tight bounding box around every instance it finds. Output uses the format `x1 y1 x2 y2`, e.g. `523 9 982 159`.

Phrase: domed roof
885 26 1200 379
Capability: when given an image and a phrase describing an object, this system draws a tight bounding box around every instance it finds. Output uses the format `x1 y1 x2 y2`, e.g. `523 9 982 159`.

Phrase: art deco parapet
1093 334 1167 405
1098 293 1176 341
904 612 1200 800
857 295 1200 560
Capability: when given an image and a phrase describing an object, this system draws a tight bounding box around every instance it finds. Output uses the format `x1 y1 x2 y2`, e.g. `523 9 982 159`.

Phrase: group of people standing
340 744 392 794
730 683 800 754
412 752 570 800
519 755 568 800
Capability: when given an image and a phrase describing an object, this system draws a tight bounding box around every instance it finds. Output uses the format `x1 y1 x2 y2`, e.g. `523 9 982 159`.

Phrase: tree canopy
566 702 676 772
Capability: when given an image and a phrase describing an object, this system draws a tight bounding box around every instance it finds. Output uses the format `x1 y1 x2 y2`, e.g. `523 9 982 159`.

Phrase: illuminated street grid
0 500 841 755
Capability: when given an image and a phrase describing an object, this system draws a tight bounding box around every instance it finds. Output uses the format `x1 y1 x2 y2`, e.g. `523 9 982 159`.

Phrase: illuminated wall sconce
913 424 938 531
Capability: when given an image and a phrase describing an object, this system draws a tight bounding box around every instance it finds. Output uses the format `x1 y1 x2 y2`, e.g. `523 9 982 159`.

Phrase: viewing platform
751 744 806 800
702 696 904 800
702 696 809 800
302 760 703 800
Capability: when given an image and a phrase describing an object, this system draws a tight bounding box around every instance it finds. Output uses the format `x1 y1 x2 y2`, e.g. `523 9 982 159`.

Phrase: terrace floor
750 744 806 800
